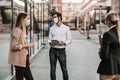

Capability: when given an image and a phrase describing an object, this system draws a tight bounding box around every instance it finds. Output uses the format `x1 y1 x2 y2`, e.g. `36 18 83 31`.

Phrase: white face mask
25 20 30 26
53 18 58 24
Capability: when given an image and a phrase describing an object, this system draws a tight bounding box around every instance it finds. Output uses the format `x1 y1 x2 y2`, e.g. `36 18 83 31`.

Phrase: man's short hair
52 12 62 21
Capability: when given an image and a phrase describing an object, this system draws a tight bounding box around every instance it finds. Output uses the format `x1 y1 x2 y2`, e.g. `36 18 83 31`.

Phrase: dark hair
52 12 62 21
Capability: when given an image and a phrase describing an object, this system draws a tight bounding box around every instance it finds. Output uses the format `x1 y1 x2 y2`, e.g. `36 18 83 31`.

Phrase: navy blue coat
97 27 120 75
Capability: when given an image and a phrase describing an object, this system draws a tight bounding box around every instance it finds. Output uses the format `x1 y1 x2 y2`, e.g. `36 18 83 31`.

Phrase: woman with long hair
97 11 120 80
8 13 34 80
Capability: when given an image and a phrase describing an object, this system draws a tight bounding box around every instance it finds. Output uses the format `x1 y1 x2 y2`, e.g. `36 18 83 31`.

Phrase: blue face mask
53 18 58 24
25 20 30 26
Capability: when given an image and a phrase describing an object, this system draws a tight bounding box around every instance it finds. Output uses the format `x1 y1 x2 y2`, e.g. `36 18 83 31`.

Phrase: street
30 30 101 80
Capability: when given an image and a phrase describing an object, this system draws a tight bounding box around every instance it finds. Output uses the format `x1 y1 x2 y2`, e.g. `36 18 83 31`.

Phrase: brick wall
53 0 62 13
112 0 119 13
57 0 62 13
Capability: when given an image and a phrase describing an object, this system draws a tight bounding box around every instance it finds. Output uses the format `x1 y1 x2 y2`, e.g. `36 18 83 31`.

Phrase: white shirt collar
109 25 116 30
54 23 63 27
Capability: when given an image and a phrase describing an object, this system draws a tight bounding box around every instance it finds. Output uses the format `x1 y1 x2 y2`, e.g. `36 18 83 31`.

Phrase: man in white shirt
48 12 72 80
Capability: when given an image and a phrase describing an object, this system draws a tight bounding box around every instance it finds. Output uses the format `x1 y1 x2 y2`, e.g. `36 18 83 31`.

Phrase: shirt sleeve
48 28 52 44
65 28 72 45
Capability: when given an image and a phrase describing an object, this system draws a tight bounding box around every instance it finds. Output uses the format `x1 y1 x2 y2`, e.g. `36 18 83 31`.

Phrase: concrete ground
30 30 101 80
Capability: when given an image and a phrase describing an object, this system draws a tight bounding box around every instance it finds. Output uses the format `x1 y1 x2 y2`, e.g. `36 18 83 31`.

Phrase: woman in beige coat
8 13 34 80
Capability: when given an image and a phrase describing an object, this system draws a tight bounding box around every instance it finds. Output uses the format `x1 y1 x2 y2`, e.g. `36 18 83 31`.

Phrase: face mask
25 20 30 26
53 18 58 24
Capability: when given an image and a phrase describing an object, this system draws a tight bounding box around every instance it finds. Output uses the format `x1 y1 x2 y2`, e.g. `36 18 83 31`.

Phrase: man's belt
51 47 65 50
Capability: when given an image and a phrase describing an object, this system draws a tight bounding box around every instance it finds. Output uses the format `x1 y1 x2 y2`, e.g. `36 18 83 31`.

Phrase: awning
79 1 98 17
0 1 11 7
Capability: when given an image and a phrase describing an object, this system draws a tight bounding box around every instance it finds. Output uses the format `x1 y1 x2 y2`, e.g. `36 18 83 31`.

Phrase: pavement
78 28 99 34
0 34 10 80
0 29 101 80
30 30 101 80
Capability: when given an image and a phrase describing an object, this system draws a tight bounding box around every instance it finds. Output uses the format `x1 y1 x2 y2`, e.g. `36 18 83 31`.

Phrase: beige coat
8 28 27 67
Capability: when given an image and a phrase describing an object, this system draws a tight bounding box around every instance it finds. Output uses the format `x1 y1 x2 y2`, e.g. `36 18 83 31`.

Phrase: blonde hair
21 18 26 35
105 11 120 43
15 13 28 35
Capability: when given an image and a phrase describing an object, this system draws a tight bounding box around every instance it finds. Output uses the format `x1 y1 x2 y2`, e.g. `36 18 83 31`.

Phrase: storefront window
42 2 49 43
32 7 39 54
0 0 11 80
0 0 49 79
0 0 25 79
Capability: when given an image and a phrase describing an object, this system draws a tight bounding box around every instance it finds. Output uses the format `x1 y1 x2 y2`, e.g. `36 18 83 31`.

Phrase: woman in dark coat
97 11 120 80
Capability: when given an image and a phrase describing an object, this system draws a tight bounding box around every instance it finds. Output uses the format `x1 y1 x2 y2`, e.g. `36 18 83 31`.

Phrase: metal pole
86 13 90 39
24 0 27 12
33 2 35 53
84 14 87 36
41 3 42 46
11 0 13 30
43 2 44 44
11 0 13 75
99 6 102 25
41 2 43 45
37 3 40 49
77 16 79 29
87 24 90 39
42 2 45 45
47 1 49 36
98 6 102 46
119 0 120 17
30 2 32 56
99 6 102 35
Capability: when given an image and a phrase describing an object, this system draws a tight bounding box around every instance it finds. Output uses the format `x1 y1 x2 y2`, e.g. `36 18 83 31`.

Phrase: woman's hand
22 43 34 48
29 43 34 48
50 42 56 46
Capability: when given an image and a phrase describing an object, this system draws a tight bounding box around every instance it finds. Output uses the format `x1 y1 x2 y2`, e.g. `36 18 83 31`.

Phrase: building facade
112 0 120 14
62 3 82 29
0 0 49 80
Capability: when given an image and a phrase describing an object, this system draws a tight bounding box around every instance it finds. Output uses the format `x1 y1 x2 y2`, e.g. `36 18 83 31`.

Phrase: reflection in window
1 9 11 24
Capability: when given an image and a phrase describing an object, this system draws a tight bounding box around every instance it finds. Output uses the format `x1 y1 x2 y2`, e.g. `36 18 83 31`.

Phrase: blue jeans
49 47 69 80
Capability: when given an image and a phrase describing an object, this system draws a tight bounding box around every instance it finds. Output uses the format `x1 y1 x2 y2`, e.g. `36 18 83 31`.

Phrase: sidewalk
0 34 10 80
30 30 100 80
0 30 100 80
78 29 99 34
0 34 10 42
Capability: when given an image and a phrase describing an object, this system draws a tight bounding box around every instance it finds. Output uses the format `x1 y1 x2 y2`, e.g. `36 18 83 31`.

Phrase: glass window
0 0 25 79
0 0 11 80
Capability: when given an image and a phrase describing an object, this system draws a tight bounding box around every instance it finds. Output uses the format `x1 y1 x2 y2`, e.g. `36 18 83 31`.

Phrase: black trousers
49 47 69 80
15 55 34 80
